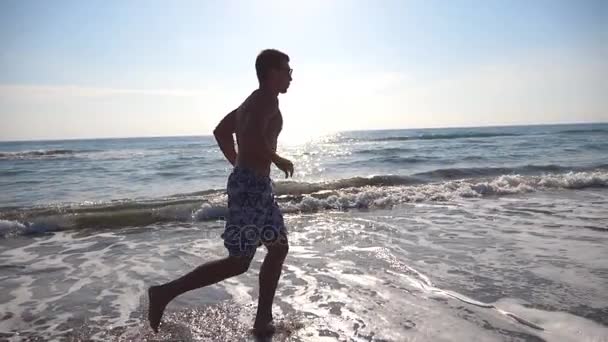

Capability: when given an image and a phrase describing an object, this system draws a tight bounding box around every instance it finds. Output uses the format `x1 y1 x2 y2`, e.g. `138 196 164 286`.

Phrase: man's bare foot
252 315 275 337
148 285 171 333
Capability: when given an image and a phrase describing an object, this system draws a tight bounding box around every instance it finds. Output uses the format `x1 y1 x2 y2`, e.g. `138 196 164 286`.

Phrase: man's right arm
213 109 238 166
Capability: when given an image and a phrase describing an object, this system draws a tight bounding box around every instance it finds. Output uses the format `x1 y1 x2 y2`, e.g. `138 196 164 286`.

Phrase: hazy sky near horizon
0 0 606 141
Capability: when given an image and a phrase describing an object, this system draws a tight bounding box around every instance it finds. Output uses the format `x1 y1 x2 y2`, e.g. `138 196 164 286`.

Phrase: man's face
275 61 292 94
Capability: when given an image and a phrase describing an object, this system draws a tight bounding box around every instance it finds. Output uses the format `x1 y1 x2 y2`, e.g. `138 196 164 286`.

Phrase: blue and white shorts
221 166 287 258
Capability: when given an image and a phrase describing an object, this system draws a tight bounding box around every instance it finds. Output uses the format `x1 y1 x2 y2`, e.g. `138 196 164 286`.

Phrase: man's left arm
213 109 238 166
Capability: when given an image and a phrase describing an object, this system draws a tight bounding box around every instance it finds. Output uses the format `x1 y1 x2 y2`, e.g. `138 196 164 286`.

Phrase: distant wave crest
557 128 608 135
411 164 590 180
368 132 520 142
0 149 92 160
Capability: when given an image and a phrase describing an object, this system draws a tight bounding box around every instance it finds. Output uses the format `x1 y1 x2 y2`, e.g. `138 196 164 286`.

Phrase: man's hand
274 156 294 178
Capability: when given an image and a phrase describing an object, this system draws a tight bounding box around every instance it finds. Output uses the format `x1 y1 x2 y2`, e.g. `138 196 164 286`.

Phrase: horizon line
0 120 605 143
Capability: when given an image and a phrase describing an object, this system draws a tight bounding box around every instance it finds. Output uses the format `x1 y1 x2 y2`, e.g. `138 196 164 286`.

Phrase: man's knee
228 256 252 275
268 240 289 260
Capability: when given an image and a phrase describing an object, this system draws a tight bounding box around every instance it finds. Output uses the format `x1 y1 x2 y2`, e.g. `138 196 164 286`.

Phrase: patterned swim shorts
221 166 287 258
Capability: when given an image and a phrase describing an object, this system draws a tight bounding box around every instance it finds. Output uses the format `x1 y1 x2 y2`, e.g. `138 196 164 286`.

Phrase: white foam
0 275 35 335
539 170 608 189
0 219 26 237
192 203 227 221
0 219 25 229
282 171 608 213
494 298 608 342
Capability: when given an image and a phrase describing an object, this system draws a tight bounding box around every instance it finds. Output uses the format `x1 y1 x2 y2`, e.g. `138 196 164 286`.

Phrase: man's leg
253 235 289 334
148 256 251 332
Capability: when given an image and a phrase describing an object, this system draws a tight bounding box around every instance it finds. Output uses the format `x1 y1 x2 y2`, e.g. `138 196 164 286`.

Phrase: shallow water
1 189 606 341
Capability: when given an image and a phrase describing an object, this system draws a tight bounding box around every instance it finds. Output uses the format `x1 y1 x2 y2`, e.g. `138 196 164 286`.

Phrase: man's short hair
255 49 289 83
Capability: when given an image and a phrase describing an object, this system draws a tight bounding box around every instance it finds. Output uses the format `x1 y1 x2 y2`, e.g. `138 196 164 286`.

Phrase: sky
0 0 606 142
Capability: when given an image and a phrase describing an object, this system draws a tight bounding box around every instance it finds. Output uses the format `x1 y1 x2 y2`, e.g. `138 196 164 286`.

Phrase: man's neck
258 84 279 98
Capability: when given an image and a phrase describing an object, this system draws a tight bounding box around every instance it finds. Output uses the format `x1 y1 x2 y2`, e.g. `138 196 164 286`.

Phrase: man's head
256 49 292 93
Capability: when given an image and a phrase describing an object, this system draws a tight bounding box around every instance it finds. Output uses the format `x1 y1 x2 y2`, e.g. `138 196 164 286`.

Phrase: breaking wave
1 169 606 238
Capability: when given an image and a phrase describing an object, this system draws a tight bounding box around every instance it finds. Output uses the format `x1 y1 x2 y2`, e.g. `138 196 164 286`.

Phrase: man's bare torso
235 89 283 177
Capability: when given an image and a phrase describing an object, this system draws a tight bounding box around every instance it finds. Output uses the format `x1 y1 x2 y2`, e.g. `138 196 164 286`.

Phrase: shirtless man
147 49 294 336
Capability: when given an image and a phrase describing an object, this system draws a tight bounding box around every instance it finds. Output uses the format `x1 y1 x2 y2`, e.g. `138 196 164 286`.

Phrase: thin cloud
0 85 207 99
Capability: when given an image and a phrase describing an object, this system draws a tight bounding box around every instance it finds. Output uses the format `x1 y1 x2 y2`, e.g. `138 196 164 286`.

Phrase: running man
148 49 294 336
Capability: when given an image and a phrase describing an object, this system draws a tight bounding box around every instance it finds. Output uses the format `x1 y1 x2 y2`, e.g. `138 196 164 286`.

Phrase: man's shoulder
240 89 278 115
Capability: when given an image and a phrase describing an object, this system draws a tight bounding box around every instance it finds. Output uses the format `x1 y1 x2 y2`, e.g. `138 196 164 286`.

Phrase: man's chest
267 111 283 138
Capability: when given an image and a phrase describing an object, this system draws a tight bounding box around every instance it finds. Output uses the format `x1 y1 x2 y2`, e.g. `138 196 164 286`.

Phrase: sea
0 123 607 342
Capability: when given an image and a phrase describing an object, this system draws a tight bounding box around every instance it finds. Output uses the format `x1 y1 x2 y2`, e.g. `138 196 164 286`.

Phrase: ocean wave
0 149 97 160
0 148 176 161
274 175 422 196
355 147 414 155
368 132 520 142
0 219 33 239
0 219 26 231
275 164 606 191
374 156 429 164
0 195 227 239
1 170 606 238
557 128 608 135
412 164 581 181
277 170 608 213
0 169 34 176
